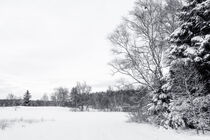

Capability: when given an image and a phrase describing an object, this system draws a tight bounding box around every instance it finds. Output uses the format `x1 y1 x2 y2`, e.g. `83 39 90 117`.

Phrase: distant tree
6 93 16 100
75 82 92 95
50 93 58 105
53 87 69 106
70 82 91 111
106 87 117 110
70 87 79 108
23 90 32 106
5 93 19 106
41 93 49 101
40 93 49 106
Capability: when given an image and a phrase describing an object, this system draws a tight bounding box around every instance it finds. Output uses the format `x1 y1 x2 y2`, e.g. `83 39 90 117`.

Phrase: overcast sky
0 0 135 99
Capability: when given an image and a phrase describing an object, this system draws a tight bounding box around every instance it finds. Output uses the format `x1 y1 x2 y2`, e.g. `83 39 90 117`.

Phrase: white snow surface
0 107 209 140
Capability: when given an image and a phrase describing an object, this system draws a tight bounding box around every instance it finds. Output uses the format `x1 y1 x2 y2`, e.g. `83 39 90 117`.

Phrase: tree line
0 82 148 112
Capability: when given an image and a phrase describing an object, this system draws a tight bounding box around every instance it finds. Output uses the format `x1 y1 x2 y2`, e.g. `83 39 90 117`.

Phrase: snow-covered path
0 107 209 140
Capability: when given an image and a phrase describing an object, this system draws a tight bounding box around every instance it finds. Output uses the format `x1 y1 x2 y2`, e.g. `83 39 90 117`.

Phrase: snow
171 26 182 37
204 54 210 60
194 56 202 62
184 47 197 56
193 0 210 11
0 107 209 140
191 36 203 43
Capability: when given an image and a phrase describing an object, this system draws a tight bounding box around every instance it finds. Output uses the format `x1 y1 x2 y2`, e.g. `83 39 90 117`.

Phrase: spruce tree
23 90 32 106
169 0 210 91
166 0 210 131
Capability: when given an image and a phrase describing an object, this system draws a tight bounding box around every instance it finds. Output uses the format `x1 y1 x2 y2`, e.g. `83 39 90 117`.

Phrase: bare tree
41 93 49 101
75 82 91 95
53 87 69 106
75 82 92 111
50 93 58 104
162 0 182 34
6 93 17 100
108 0 182 90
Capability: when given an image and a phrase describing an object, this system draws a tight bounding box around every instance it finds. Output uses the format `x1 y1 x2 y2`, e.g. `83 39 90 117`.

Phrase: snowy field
0 107 209 140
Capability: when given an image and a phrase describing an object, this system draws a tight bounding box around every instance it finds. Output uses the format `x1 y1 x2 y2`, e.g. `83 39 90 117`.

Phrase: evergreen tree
70 87 79 108
169 0 210 92
166 0 210 131
23 90 32 106
146 0 182 126
147 80 171 126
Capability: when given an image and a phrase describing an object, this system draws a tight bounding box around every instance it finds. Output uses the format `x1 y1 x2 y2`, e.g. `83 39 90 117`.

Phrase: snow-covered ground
0 107 209 140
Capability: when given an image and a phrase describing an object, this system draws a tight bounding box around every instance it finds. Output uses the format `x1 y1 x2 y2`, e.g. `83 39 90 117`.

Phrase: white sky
0 0 135 99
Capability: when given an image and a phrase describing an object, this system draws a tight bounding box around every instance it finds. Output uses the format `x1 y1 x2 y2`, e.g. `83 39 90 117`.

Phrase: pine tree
166 0 210 131
23 90 32 106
